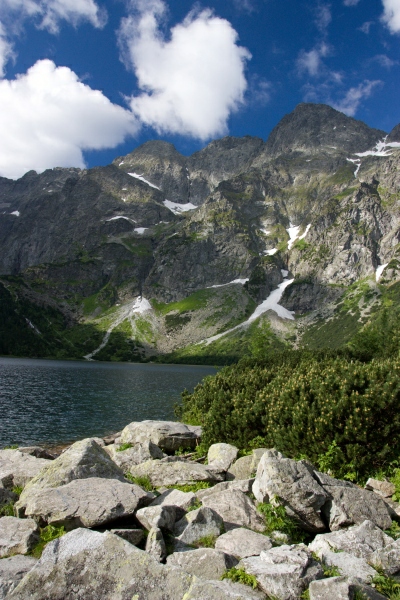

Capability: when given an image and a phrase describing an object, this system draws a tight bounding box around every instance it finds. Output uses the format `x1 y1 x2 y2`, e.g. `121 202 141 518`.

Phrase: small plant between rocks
31 524 66 558
125 474 154 492
116 442 133 452
257 500 308 543
221 567 258 589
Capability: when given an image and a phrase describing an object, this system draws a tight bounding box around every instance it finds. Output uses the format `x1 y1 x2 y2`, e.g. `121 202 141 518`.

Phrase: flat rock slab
16 439 125 515
128 459 224 487
309 519 393 561
119 420 201 452
8 528 264 600
196 479 254 502
149 489 197 517
207 443 238 471
201 489 265 532
309 576 387 600
19 477 153 530
167 547 237 580
240 543 323 600
0 517 39 558
174 507 223 546
0 555 37 599
226 455 253 481
136 505 176 532
106 441 165 471
215 527 273 559
253 451 327 532
109 528 143 546
0 450 50 489
318 549 378 583
322 485 393 531
365 478 396 498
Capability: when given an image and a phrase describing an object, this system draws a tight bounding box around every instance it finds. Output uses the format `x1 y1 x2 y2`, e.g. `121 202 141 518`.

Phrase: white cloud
331 80 382 116
0 59 138 179
343 0 360 6
370 53 398 68
296 42 330 77
0 22 14 77
381 0 400 33
315 3 331 33
119 0 251 140
359 21 373 33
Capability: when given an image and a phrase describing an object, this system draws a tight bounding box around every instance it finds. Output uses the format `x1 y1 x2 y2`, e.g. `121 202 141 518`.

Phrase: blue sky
0 0 399 179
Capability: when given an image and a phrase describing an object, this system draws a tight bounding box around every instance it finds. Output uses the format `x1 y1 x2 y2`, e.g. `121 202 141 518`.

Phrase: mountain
0 102 399 363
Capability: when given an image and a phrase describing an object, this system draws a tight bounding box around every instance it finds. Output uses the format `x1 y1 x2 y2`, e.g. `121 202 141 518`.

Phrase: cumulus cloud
119 0 251 140
331 80 382 116
0 22 14 77
296 42 331 77
0 59 138 179
381 0 400 33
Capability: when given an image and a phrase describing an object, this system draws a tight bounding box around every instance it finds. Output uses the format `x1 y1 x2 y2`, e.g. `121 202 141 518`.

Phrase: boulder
250 449 270 473
0 450 50 489
127 459 224 487
253 451 327 532
370 538 400 575
145 527 166 562
16 477 153 530
201 489 265 532
321 485 393 531
8 528 264 599
109 528 143 546
240 544 323 600
0 555 37 599
174 507 223 546
106 441 165 471
196 479 254 502
119 420 201 452
308 576 387 600
136 505 176 532
0 485 17 508
226 455 253 481
215 527 273 559
17 447 56 460
149 488 197 518
167 547 237 579
317 549 378 583
207 444 238 471
365 478 396 498
309 520 393 560
0 517 39 558
16 439 125 515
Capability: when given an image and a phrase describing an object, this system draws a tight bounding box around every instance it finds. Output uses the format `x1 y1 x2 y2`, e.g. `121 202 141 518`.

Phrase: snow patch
347 158 361 178
163 200 197 214
281 269 288 277
287 222 311 250
134 227 148 234
209 278 249 289
119 161 124 166
265 248 277 256
132 296 152 314
354 137 399 158
128 172 160 190
376 263 389 282
260 228 270 235
10 210 20 216
106 216 136 224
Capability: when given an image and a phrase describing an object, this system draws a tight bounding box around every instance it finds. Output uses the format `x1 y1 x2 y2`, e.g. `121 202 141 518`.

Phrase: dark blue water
0 358 216 447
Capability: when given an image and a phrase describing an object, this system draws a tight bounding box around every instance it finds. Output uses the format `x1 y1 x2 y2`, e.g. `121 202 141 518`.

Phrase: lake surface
0 358 216 447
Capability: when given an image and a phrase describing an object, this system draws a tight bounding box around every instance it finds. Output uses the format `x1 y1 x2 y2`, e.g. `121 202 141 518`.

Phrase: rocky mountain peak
264 103 386 157
388 123 400 142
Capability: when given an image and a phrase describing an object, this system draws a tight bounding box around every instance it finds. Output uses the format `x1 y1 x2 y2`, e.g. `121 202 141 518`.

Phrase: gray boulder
17 447 55 460
196 479 254 502
207 443 238 471
0 450 50 489
136 505 176 532
321 485 393 531
365 478 396 498
16 439 125 515
0 485 17 508
240 543 323 600
109 528 143 546
317 549 378 583
309 576 387 600
167 547 237 579
8 528 263 600
0 517 39 558
371 538 400 575
145 527 166 562
253 451 327 532
309 520 393 560
215 527 273 559
127 459 224 487
106 441 165 471
17 477 153 529
226 455 253 480
0 555 37 599
149 488 197 518
119 420 201 452
201 489 265 532
174 507 223 546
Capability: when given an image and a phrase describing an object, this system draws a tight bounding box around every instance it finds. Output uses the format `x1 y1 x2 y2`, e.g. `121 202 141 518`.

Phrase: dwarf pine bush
177 352 400 479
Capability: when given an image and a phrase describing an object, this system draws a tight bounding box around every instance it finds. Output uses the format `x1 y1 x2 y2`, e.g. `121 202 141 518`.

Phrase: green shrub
257 502 307 543
371 571 400 599
177 353 400 479
221 567 258 589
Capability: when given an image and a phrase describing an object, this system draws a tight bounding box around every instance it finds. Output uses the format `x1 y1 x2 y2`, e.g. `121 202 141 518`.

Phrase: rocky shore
1 420 400 599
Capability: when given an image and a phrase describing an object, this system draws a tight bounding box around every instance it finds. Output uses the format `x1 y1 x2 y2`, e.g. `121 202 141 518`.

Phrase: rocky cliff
0 102 399 361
